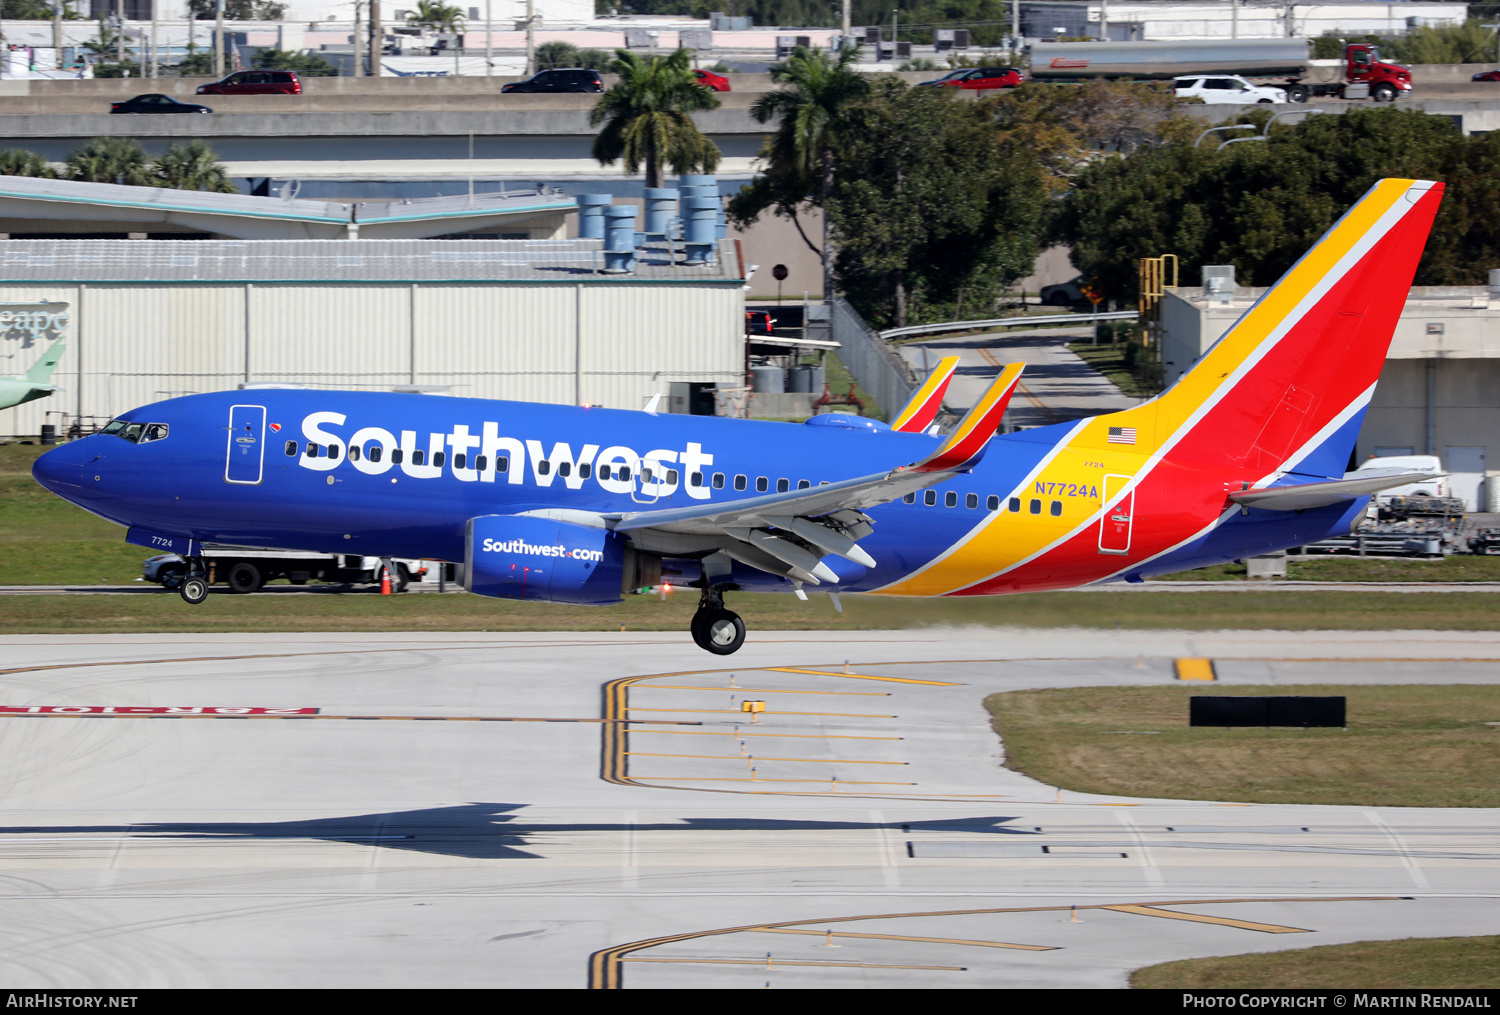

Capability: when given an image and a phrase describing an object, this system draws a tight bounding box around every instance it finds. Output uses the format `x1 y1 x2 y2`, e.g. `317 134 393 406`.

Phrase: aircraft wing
1228 469 1444 511
606 364 1024 585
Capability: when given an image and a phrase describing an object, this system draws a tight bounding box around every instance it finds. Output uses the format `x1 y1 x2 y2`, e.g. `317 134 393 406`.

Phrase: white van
1351 454 1449 500
1173 75 1285 105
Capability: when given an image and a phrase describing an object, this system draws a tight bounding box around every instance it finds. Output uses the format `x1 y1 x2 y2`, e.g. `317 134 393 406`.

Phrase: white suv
1173 75 1285 104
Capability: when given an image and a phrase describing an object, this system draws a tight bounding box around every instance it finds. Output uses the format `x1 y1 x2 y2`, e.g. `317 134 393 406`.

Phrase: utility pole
1232 0 1239 39
841 0 850 44
150 0 158 77
1011 0 1019 46
213 0 225 77
1099 0 1108 40
352 0 363 76
370 0 381 77
115 0 124 65
51 0 61 62
485 0 492 76
525 0 535 76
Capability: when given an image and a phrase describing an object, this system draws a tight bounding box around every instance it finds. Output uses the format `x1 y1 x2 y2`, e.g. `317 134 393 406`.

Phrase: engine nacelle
464 514 630 605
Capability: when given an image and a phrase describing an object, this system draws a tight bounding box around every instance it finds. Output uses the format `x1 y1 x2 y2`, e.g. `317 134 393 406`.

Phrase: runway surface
1 628 1497 989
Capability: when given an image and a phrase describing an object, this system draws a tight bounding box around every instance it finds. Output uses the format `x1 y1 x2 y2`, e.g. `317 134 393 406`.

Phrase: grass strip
1131 935 1500 989
985 685 1500 808
9 590 1500 635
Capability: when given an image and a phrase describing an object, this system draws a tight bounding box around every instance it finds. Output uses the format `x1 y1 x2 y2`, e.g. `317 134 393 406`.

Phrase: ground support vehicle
1469 528 1500 554
144 548 422 593
1029 39 1411 102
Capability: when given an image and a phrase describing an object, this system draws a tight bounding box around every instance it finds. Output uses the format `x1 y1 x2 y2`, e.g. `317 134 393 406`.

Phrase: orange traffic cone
380 566 391 595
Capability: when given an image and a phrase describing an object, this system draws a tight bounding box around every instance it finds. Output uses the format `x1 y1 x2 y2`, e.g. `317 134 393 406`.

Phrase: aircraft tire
226 562 263 594
180 577 210 605
698 608 745 656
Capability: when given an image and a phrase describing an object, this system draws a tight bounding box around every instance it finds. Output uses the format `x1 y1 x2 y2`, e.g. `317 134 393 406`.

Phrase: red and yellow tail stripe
891 355 961 433
873 178 1445 597
911 362 1024 474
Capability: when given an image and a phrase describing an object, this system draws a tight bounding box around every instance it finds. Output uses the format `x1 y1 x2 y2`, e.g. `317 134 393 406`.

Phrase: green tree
1315 20 1500 65
251 48 338 76
405 0 466 33
534 41 580 69
152 141 237 193
1052 107 1495 300
728 45 869 288
589 48 722 188
174 50 216 77
1 0 82 18
65 137 155 186
187 0 287 19
0 150 54 178
824 80 1048 328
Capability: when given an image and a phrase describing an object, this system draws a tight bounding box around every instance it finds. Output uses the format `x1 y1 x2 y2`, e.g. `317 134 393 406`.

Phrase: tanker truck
1028 38 1412 102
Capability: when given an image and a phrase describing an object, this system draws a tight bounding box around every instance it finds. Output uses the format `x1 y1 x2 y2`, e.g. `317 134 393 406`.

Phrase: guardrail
879 310 1138 341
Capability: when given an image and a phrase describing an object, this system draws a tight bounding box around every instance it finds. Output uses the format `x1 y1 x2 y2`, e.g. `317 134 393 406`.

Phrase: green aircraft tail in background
0 338 66 410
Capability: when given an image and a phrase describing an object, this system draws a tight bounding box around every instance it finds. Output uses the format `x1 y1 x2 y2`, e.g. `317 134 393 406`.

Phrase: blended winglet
891 355 961 433
910 362 1024 474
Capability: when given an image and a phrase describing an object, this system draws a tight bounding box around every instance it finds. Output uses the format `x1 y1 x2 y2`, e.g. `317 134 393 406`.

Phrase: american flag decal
1107 426 1137 445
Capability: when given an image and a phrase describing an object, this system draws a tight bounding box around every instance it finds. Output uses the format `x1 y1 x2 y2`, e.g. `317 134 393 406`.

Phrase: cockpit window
99 419 168 443
138 423 169 443
100 419 127 436
121 423 144 443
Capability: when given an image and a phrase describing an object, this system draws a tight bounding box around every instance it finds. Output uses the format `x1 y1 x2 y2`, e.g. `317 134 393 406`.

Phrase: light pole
370 0 382 77
485 0 492 76
213 0 225 78
525 0 535 77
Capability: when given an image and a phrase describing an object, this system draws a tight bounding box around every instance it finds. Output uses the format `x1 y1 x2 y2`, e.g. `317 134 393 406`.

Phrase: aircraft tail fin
911 362 1024 474
891 355 960 433
1081 178 1444 480
24 339 65 385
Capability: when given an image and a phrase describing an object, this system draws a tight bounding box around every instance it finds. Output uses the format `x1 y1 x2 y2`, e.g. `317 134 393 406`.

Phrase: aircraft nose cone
31 443 86 496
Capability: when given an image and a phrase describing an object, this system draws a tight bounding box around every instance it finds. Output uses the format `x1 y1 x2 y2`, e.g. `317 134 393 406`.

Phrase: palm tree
589 48 721 189
153 141 237 193
0 150 55 178
405 0 465 34
746 46 869 293
65 137 154 186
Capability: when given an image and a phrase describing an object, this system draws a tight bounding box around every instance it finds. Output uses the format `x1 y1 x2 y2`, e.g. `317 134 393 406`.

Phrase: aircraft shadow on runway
0 805 1040 860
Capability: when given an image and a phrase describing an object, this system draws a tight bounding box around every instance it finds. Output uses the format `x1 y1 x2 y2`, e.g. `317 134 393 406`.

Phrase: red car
1472 69 1500 82
745 310 772 334
919 67 1024 91
693 69 731 91
196 70 302 96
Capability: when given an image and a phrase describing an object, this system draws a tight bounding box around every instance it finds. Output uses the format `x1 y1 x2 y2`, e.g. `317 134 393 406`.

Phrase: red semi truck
1028 38 1412 102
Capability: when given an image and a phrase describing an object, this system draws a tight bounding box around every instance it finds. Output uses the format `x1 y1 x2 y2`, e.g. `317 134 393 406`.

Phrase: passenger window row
902 490 1065 516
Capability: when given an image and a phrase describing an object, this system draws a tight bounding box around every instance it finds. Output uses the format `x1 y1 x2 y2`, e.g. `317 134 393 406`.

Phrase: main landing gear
691 586 745 655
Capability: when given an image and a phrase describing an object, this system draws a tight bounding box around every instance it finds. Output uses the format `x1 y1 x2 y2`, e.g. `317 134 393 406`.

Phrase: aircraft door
225 404 267 485
1098 473 1134 555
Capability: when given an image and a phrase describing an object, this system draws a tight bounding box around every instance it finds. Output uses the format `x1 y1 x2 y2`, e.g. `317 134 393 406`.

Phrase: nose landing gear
691 586 745 655
179 556 209 605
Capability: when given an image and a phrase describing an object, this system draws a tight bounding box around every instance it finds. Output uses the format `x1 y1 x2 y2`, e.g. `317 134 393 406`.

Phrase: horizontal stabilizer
910 362 1024 474
891 355 960 433
1228 469 1444 512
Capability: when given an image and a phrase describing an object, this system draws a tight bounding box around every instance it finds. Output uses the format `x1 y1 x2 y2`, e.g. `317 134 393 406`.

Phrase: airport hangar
0 175 758 439
1162 268 1500 511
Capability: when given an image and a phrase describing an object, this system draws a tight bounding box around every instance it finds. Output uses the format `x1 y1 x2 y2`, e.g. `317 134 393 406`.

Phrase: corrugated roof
0 238 742 283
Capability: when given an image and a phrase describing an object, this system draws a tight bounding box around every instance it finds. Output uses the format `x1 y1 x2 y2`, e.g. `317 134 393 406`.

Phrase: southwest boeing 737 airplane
31 178 1444 654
